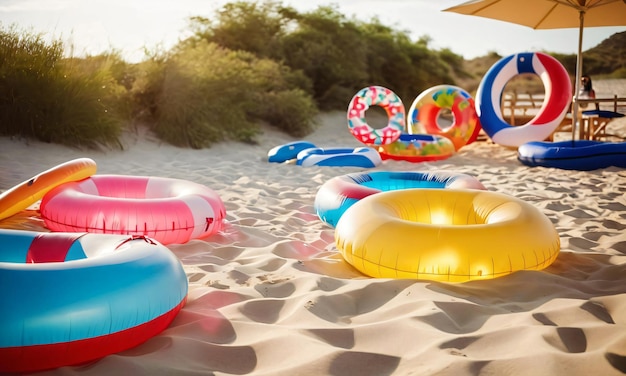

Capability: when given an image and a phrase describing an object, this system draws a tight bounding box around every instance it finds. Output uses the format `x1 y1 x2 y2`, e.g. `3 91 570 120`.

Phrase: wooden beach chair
548 96 626 141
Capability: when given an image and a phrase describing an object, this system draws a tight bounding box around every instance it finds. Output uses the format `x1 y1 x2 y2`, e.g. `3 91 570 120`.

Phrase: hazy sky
1 0 624 63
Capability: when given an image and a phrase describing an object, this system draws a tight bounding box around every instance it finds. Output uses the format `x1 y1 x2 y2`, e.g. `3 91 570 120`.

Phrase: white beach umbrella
443 0 626 141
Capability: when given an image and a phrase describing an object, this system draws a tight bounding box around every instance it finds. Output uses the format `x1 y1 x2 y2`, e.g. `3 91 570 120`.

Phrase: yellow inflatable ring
0 158 97 220
335 189 560 282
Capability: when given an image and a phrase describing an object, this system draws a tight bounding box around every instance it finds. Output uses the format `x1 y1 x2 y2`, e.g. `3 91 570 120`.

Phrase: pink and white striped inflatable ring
40 175 226 245
347 86 405 145
476 52 572 147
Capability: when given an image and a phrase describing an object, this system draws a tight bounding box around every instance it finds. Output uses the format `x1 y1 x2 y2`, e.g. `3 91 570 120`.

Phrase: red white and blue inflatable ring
347 86 405 145
476 52 572 147
0 230 187 373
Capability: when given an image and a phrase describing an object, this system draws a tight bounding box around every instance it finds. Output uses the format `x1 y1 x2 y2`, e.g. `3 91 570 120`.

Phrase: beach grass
0 25 126 149
0 24 320 150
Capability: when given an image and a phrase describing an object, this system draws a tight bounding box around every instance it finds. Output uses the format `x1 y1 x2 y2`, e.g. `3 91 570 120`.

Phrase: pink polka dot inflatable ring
347 86 404 145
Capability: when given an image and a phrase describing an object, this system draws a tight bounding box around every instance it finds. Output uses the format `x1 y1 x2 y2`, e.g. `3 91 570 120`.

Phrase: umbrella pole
571 10 585 143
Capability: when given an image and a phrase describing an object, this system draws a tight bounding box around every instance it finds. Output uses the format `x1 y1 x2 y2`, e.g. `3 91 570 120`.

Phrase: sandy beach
1 107 626 375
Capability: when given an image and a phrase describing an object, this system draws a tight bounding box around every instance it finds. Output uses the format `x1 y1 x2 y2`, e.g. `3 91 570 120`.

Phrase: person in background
578 75 598 110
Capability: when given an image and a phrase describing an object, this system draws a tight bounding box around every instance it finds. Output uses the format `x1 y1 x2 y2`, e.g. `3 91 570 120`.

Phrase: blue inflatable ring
0 230 188 373
268 141 317 163
518 140 626 170
314 171 486 227
297 147 382 168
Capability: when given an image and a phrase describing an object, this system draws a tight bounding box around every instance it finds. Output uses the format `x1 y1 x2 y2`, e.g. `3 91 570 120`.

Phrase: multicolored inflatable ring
408 85 481 150
347 86 405 145
476 52 572 147
376 134 456 163
0 230 187 373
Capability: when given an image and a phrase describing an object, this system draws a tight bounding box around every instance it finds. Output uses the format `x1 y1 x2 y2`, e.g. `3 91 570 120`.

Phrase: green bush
189 1 286 60
0 25 125 149
129 52 167 124
142 40 317 148
193 2 458 111
252 89 318 137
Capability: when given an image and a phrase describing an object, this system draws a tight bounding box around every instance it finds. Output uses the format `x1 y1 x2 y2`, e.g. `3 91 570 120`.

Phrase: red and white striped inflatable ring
40 175 226 245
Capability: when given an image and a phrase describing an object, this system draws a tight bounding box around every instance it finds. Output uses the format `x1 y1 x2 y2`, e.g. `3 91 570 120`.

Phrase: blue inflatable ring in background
297 147 382 168
268 141 317 163
517 140 626 170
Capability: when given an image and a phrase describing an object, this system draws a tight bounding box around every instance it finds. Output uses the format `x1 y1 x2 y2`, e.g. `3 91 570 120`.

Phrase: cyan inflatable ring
476 52 572 147
315 171 486 227
347 86 405 146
